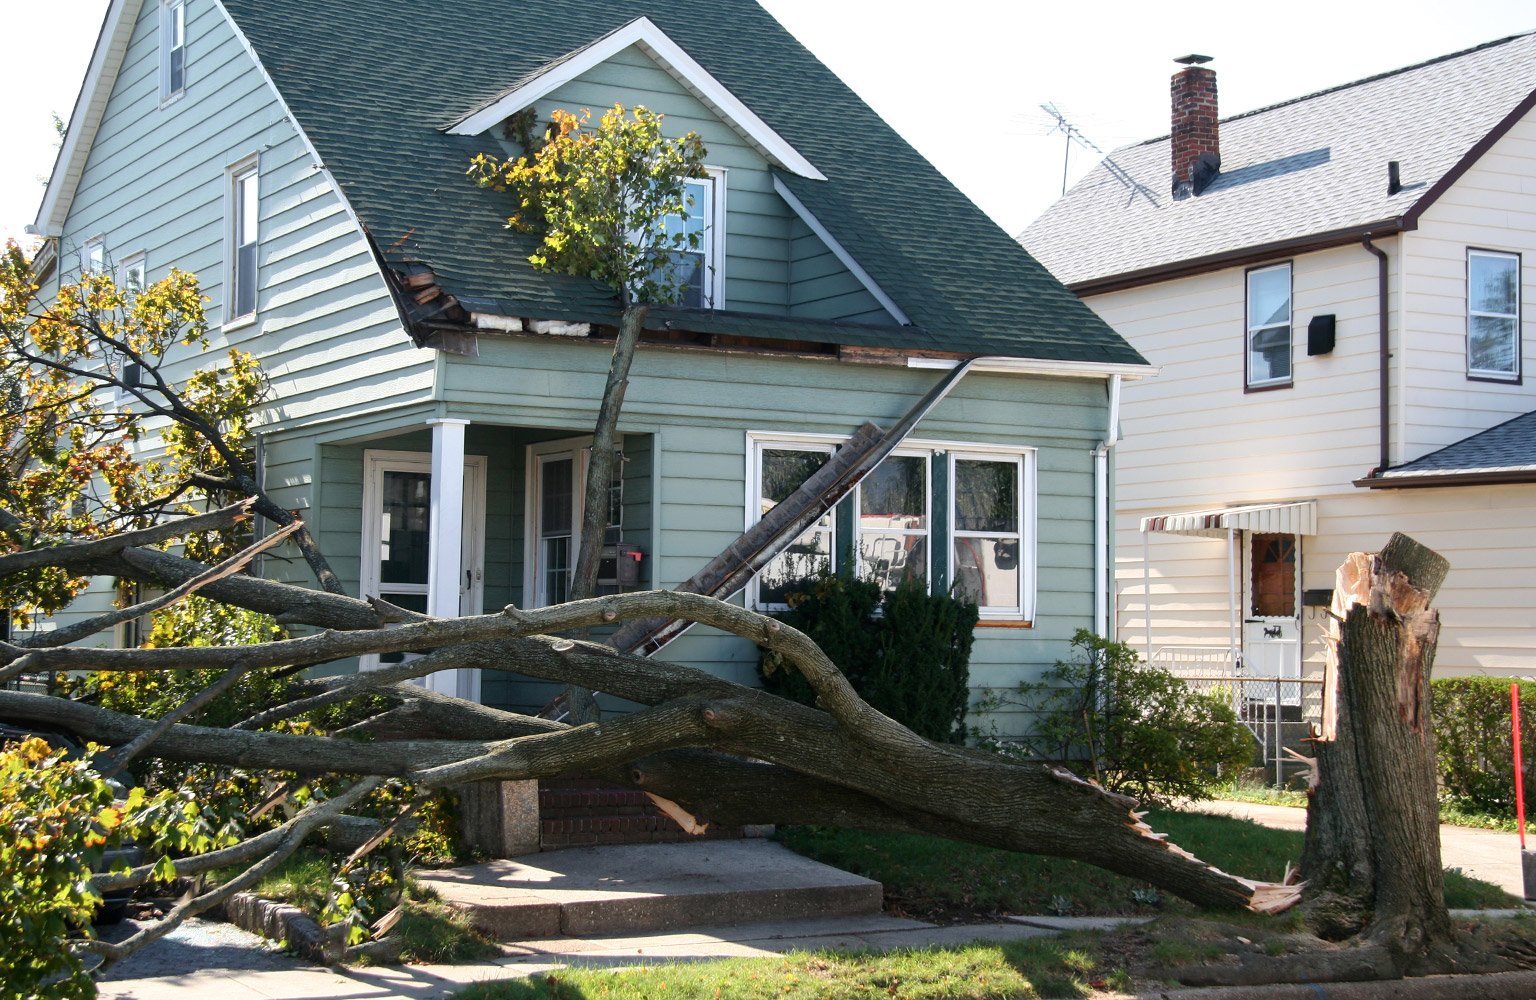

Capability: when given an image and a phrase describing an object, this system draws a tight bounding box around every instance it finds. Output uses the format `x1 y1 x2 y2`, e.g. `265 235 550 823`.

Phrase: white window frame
159 0 187 104
856 447 932 594
522 435 625 608
359 449 487 672
225 154 260 327
746 432 839 611
119 252 146 294
1245 262 1293 390
80 237 105 276
948 448 1034 621
1467 249 1521 382
664 166 726 309
741 434 1037 622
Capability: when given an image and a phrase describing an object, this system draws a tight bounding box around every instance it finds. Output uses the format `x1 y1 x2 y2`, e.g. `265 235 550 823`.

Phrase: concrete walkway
97 913 1065 999
1190 799 1532 902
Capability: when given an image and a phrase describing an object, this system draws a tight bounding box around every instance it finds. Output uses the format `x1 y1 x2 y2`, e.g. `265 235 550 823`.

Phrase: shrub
758 574 977 743
987 630 1255 804
1432 677 1534 813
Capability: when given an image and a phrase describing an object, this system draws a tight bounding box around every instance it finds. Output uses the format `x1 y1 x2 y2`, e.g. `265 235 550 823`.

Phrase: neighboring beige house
1022 34 1536 756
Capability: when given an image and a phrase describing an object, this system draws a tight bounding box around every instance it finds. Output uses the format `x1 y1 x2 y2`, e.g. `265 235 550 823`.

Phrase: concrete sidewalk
1190 799 1532 902
97 913 1068 999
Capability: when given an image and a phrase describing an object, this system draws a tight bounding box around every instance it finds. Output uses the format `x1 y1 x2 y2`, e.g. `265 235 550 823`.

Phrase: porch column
427 418 477 701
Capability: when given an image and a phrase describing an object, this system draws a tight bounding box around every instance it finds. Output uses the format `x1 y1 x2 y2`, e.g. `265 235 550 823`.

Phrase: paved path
97 914 1066 1000
1190 799 1532 901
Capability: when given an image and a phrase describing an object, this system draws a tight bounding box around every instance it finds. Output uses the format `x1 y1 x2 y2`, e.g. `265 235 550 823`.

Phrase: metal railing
1151 646 1321 786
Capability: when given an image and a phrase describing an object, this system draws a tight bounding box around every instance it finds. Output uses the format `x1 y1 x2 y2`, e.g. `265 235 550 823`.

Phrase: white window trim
1467 248 1521 382
159 0 187 104
746 432 839 611
691 166 727 309
1245 262 1293 389
949 450 1033 621
359 449 487 672
80 236 105 276
741 432 1038 622
524 435 629 609
856 446 932 593
119 251 146 294
225 153 260 328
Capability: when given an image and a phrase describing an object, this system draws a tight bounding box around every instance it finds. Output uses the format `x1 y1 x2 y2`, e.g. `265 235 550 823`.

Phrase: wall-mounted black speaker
1307 314 1336 356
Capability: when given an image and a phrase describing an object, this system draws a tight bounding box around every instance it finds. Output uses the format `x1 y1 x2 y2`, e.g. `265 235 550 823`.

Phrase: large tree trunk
564 301 650 723
1302 533 1453 970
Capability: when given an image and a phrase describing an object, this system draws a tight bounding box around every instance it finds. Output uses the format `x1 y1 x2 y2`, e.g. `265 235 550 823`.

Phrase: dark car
0 721 143 924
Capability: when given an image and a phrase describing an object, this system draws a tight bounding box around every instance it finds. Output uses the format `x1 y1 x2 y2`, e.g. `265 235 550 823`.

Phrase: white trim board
447 16 826 182
772 175 909 327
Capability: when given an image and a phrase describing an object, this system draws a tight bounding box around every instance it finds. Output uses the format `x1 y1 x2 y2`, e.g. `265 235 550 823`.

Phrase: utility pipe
1093 375 1123 638
1362 237 1391 475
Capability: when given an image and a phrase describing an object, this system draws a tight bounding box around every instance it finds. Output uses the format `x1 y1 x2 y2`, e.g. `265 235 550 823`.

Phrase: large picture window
747 434 1035 621
1468 249 1520 381
1246 262 1292 389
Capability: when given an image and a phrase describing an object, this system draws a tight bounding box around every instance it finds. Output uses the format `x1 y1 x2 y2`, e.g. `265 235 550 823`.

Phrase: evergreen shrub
757 574 977 743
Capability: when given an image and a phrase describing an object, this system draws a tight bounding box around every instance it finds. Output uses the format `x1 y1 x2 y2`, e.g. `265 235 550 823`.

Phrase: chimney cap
1174 54 1213 66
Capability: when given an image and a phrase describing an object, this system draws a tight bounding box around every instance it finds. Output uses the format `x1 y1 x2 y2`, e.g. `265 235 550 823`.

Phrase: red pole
1514 683 1527 851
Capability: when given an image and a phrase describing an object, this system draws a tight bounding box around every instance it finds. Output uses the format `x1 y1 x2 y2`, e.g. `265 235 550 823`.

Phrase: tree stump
1301 533 1452 969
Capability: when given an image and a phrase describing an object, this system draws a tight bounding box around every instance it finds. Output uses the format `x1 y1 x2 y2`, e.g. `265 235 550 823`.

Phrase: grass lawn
1221 778 1529 834
777 809 1519 919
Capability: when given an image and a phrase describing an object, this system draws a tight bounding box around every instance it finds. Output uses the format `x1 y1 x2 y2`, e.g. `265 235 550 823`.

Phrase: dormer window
661 167 725 308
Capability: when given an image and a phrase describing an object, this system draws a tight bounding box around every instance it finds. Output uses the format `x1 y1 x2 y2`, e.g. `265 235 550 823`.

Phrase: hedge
1431 676 1535 813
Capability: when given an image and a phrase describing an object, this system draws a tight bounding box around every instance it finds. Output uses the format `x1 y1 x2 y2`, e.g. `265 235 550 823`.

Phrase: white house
1022 34 1536 755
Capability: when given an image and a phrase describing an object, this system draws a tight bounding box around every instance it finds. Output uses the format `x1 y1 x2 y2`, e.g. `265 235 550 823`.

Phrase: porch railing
1150 646 1321 787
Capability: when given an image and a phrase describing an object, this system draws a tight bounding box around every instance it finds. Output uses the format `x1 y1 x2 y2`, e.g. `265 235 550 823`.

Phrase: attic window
656 168 725 308
160 0 187 102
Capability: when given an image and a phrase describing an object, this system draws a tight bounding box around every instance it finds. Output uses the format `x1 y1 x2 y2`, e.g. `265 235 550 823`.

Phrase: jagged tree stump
1302 533 1453 971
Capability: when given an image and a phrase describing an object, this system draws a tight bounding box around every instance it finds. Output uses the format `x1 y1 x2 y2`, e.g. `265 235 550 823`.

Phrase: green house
33 0 1148 734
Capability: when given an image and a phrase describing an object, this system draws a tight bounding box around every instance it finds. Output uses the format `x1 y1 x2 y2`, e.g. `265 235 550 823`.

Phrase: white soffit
1140 500 1317 538
35 0 142 236
446 17 826 182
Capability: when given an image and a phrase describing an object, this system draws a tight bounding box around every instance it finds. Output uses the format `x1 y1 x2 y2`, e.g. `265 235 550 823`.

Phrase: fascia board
35 0 143 237
446 16 826 182
772 175 909 326
908 356 1157 380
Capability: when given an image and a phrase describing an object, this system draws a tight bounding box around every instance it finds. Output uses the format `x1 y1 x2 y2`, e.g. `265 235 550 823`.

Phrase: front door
1242 532 1300 705
360 450 487 671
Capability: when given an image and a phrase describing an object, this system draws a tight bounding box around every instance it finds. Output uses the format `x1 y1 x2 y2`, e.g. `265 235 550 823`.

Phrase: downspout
1362 237 1390 475
1093 374 1123 638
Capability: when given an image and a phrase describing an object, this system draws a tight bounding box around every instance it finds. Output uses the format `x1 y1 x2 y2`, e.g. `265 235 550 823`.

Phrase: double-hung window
160 0 187 101
227 156 259 323
81 238 105 276
1467 249 1520 381
657 167 725 308
950 454 1027 617
120 252 146 294
1245 262 1292 389
749 439 837 609
857 451 929 593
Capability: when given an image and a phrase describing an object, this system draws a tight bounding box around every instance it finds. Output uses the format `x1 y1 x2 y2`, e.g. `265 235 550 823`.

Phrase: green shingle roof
220 0 1146 366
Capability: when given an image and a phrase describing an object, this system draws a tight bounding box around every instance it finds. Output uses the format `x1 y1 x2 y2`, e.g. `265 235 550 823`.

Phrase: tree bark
1301 533 1454 969
565 301 649 723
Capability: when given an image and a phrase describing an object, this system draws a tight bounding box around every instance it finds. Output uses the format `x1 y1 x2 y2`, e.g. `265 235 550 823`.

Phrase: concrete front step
414 840 883 940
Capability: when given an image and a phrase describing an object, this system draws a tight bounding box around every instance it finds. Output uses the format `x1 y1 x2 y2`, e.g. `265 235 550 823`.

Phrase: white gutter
907 356 1155 380
1092 374 1122 638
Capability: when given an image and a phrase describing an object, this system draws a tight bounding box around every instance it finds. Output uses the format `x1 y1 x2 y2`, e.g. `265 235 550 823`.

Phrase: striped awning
1140 500 1317 539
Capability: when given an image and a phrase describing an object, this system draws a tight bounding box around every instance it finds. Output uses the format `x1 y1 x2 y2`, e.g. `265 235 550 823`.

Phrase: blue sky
3 0 1533 250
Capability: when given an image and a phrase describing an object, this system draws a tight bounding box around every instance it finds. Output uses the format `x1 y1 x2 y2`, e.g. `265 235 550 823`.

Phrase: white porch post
426 418 475 701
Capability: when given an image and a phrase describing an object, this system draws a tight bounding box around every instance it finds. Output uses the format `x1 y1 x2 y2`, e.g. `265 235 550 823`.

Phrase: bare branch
0 499 254 583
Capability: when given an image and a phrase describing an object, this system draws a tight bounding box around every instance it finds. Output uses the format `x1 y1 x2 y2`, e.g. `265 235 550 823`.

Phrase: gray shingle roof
1380 409 1536 478
1020 33 1536 290
219 0 1145 367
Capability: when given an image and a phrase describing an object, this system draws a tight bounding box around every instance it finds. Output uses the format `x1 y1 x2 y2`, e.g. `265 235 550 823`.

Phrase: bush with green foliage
981 630 1255 804
1432 677 1534 814
758 574 977 744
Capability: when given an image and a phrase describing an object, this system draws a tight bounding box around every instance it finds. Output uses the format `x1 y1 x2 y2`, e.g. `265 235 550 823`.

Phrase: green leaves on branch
468 104 708 305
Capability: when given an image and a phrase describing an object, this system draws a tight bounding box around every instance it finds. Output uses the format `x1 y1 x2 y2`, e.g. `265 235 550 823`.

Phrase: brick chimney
1171 55 1220 198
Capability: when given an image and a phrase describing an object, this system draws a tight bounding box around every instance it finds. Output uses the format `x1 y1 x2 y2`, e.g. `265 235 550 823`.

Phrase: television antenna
1039 102 1159 207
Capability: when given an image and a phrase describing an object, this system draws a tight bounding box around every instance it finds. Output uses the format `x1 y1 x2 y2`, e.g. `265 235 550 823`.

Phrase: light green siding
787 217 888 323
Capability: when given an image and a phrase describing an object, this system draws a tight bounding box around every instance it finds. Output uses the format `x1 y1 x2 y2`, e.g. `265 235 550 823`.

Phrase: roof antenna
1040 103 1102 196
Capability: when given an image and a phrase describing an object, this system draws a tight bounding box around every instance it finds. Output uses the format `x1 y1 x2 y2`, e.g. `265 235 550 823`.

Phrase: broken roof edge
444 15 827 181
908 355 1155 381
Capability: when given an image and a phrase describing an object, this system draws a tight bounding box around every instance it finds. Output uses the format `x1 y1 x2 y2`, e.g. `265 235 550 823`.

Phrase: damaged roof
1021 32 1536 291
215 0 1145 367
